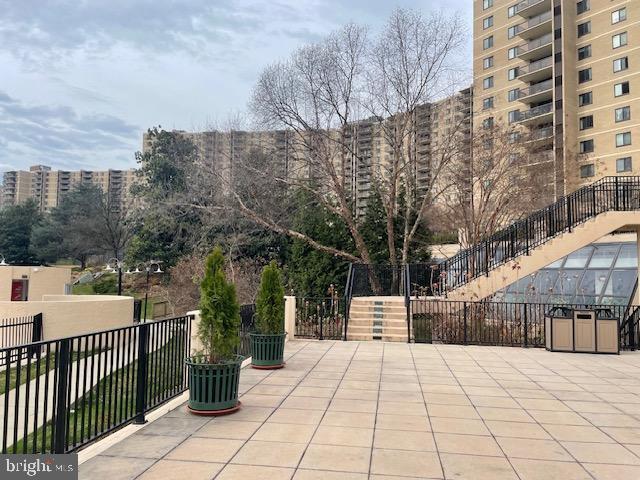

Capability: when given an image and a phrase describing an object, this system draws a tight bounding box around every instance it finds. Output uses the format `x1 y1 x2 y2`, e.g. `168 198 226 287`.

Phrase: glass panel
556 269 584 297
604 270 636 298
600 296 627 306
614 244 637 268
507 275 533 293
578 270 610 304
535 271 559 297
548 294 574 305
545 258 564 269
588 244 620 268
564 247 592 268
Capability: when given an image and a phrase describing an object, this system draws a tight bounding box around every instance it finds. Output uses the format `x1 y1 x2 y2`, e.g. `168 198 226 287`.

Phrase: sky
0 0 470 172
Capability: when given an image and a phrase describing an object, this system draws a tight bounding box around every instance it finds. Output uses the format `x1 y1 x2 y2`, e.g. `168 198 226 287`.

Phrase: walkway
81 340 640 480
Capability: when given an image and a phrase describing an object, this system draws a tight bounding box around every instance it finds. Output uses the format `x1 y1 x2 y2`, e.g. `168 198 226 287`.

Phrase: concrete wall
0 295 133 343
0 266 72 301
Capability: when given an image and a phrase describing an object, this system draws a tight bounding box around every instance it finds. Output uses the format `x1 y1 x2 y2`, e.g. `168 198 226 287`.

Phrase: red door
10 280 28 301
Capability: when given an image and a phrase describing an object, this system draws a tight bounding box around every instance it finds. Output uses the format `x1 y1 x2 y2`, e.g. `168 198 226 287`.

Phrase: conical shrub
255 260 285 334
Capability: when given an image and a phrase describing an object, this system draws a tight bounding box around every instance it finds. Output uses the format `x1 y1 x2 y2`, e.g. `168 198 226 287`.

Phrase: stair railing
439 176 640 294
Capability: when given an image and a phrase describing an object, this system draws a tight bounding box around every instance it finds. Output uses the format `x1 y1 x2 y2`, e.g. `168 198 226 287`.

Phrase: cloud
0 91 139 170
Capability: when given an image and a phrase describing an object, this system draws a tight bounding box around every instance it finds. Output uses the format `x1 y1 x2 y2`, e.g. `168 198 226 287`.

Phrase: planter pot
185 355 243 415
250 333 286 369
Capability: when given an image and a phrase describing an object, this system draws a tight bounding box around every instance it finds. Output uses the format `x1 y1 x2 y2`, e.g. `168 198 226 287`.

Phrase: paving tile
517 398 570 412
376 413 431 431
138 460 224 480
215 406 275 423
581 412 640 427
166 437 244 463
431 416 491 436
510 458 592 480
291 386 336 398
584 463 640 480
527 410 590 426
312 425 374 447
435 432 503 456
371 449 443 478
328 398 377 413
428 404 480 419
601 427 640 444
497 437 572 461
468 395 521 408
300 444 371 473
250 384 295 396
241 394 286 407
334 388 379 401
373 429 436 451
378 401 427 416
216 464 295 480
293 470 367 480
79 456 156 480
280 396 330 410
252 422 316 443
101 433 185 459
137 416 209 436
231 440 306 467
440 453 517 480
424 393 472 405
321 411 375 428
476 406 534 422
267 408 324 425
562 441 640 465
192 420 261 440
543 424 613 442
486 420 551 439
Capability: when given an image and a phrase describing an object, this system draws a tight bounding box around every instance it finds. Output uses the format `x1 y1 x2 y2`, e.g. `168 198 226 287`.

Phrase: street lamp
104 258 125 295
127 260 164 322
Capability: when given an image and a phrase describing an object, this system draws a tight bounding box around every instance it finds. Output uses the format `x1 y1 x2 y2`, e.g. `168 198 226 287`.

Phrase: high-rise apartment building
0 165 137 211
474 0 639 197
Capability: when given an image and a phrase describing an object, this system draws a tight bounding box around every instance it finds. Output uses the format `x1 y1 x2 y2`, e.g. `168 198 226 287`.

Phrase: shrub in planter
251 261 286 369
186 247 242 415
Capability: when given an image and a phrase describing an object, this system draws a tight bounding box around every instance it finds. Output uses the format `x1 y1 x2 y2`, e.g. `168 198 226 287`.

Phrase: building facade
0 165 137 211
474 0 639 197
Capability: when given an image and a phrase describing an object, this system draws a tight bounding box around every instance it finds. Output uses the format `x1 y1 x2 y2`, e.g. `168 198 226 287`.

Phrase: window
483 36 494 50
508 67 519 80
579 91 592 106
483 16 494 29
577 45 591 61
508 88 520 102
612 8 627 24
483 76 494 89
577 22 591 37
613 57 629 72
615 106 631 122
483 56 494 69
508 5 517 18
509 131 521 144
483 0 493 9
616 132 632 147
580 164 595 178
617 157 632 173
508 26 518 39
578 68 592 83
508 47 518 60
577 0 589 14
483 97 494 110
580 139 594 153
483 117 494 129
508 110 520 124
579 115 593 130
613 32 628 49
615 81 630 97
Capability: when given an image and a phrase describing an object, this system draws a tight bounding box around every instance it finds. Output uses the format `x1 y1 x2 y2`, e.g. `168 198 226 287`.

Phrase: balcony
517 10 552 40
518 32 552 61
517 102 553 125
518 78 553 103
518 55 553 82
517 0 551 17
526 125 554 145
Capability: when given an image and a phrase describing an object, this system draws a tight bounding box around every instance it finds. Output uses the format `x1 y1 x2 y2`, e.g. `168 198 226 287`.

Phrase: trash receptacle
595 308 619 354
574 310 596 352
545 306 574 352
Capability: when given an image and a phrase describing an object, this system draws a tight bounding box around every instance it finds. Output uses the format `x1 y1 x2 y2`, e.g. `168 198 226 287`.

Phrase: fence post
319 304 323 341
567 197 573 232
53 338 71 453
463 302 468 345
484 242 489 277
615 176 620 210
28 313 43 358
134 323 150 425
284 297 296 341
524 306 528 348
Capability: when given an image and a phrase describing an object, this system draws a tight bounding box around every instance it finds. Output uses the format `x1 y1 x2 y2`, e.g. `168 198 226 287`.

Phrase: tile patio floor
81 340 640 480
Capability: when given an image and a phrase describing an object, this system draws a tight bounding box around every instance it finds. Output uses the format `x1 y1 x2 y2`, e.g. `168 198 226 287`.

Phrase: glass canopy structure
494 242 638 306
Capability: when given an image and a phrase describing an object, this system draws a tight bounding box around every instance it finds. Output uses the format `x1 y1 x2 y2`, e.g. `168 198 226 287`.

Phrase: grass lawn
7 331 186 454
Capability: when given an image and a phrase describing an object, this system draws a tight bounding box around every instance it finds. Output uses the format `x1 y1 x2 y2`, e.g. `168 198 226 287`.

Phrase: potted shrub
186 247 243 415
250 261 286 369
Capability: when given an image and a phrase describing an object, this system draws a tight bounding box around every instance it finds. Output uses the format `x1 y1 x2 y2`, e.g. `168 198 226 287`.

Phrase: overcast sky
0 0 470 172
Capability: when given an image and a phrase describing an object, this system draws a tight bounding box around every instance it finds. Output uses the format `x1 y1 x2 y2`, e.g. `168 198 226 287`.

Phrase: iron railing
0 315 191 454
437 176 640 294
295 297 345 340
238 304 256 356
1 314 43 366
411 299 634 347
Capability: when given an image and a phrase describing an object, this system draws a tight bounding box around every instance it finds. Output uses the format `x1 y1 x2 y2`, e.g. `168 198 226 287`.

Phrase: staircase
346 297 408 342
435 177 640 301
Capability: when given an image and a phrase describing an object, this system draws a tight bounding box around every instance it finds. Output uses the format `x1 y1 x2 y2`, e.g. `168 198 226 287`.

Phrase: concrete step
348 318 407 327
349 304 407 312
349 313 407 321
347 334 375 341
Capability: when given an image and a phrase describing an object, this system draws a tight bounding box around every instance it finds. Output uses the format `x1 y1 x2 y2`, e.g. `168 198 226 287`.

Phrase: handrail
518 102 553 122
519 32 552 52
438 176 640 294
519 56 553 75
519 79 553 98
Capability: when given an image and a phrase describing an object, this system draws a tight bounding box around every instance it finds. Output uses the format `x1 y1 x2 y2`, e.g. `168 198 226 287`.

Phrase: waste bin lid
546 306 573 318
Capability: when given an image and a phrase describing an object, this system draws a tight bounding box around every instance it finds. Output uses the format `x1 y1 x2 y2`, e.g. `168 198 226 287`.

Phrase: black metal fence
411 299 632 347
1 314 43 366
295 297 344 340
238 304 256 356
349 264 407 297
0 315 191 454
438 176 640 294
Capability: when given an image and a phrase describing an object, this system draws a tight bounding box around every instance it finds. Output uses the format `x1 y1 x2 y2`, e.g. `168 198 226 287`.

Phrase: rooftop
81 340 640 480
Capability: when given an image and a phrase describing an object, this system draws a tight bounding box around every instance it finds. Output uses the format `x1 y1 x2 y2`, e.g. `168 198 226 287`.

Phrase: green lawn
8 332 186 454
